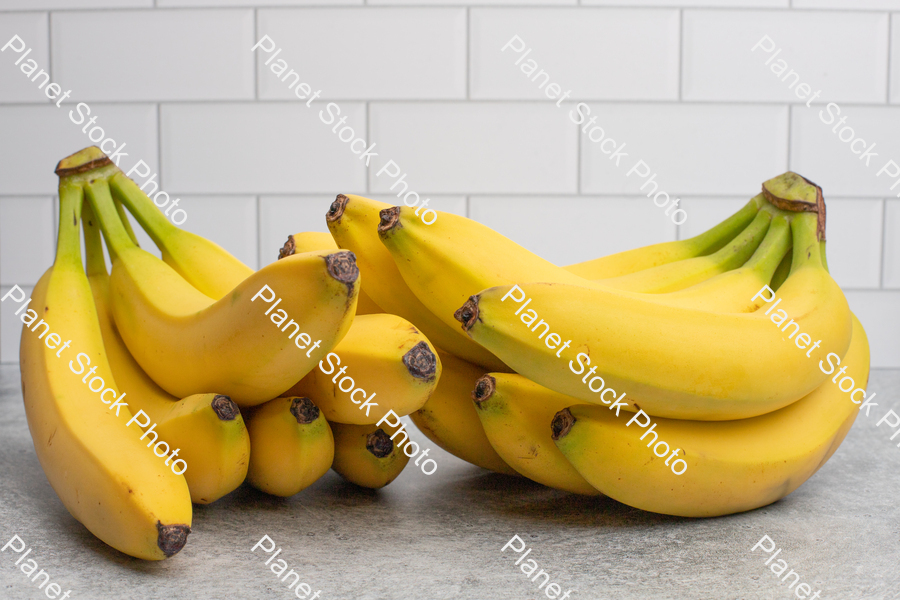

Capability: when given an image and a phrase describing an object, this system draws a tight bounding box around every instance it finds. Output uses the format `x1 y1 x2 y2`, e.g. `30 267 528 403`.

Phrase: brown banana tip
377 206 401 235
403 342 438 381
471 375 496 407
550 408 576 441
325 251 360 286
454 296 480 332
366 429 393 459
278 235 296 260
55 146 113 178
289 397 319 425
157 522 191 558
327 194 349 223
211 395 240 421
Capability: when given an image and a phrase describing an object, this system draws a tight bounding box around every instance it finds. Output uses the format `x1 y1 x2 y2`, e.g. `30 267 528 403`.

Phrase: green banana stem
789 211 824 274
686 194 765 256
82 200 107 277
744 214 792 279
109 172 177 250
819 240 830 273
84 177 138 262
706 207 772 270
55 182 85 269
113 194 141 247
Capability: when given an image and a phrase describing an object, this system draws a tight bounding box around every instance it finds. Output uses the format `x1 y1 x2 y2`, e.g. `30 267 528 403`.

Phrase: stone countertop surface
0 364 898 600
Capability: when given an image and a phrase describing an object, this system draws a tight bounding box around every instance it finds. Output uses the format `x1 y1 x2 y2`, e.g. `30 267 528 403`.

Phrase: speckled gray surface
1 364 898 600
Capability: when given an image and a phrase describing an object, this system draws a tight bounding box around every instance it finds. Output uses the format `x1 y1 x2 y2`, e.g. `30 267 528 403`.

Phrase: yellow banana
472 374 598 495
326 194 510 372
80 155 358 405
552 313 869 517
563 196 762 278
456 209 851 420
18 149 191 560
245 396 334 497
83 200 250 504
330 421 410 489
283 313 441 425
408 349 518 476
109 171 253 300
279 231 382 314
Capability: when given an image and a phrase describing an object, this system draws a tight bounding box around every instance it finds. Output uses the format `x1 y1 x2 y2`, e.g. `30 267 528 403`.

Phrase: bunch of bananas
18 144 866 562
19 147 440 560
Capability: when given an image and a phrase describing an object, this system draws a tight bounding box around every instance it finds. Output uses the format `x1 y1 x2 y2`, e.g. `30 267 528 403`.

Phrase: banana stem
82 200 107 277
109 172 177 249
685 195 763 256
84 177 138 262
707 208 772 269
56 182 85 268
744 214 792 277
113 195 141 247
789 211 823 274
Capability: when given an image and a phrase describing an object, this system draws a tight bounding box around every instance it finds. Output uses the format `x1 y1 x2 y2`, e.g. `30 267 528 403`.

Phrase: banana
283 313 441 425
456 207 851 420
83 199 251 504
109 171 253 300
408 349 518 476
326 194 510 372
593 200 772 293
79 155 358 405
279 231 382 314
552 313 869 517
472 374 598 495
19 149 191 560
245 396 334 497
330 421 410 489
563 196 762 278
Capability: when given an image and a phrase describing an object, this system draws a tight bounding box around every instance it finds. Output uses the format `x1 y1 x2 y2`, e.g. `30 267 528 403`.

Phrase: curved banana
284 313 441 425
456 210 851 420
279 231 382 314
409 349 518 476
330 421 410 489
563 196 762 278
326 194 510 372
109 171 253 300
552 313 869 517
82 161 358 405
83 200 250 504
20 149 191 560
245 396 334 497
472 374 598 495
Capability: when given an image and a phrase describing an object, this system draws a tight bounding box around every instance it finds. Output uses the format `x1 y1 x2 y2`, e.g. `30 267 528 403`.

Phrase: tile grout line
156 103 163 188
366 101 371 195
256 195 261 270
466 6 471 101
253 9 259 101
46 11 53 90
786 105 792 171
880 198 888 289
678 8 683 102
887 13 893 105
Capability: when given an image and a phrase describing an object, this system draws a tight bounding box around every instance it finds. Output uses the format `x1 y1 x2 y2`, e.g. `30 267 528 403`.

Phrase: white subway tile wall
0 3 897 367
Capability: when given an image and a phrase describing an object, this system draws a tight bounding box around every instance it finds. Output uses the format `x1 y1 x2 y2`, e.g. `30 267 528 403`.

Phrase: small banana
83 200 250 504
409 349 518 476
279 231 382 315
20 148 191 560
552 313 869 517
284 313 441 425
245 396 334 497
330 421 410 489
472 374 598 495
81 156 358 405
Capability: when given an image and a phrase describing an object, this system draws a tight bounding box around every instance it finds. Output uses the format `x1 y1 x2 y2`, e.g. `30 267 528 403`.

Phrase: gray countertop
1 364 898 600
